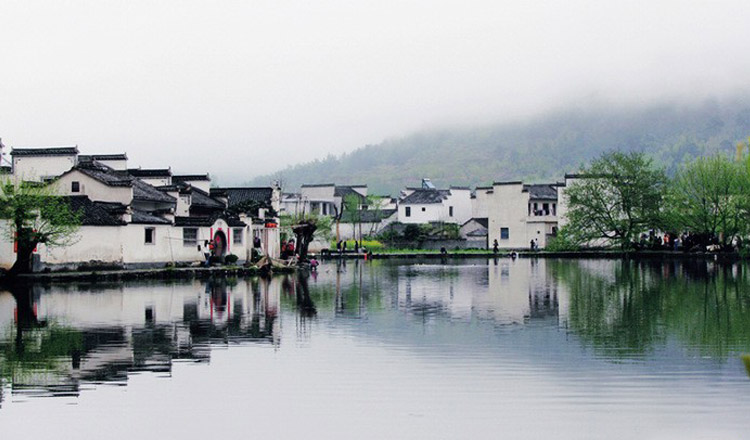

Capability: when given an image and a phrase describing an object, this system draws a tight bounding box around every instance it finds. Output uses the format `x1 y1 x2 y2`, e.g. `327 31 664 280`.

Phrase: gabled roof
65 196 126 226
461 217 488 228
523 184 558 200
79 154 128 162
173 174 210 182
128 168 172 178
131 210 171 225
189 186 225 209
401 189 451 205
212 187 274 207
76 162 132 187
334 185 366 200
133 179 177 204
11 146 79 156
71 162 176 204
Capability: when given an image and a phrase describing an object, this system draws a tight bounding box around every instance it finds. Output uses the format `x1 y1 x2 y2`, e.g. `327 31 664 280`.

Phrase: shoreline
1 250 742 283
1 265 296 284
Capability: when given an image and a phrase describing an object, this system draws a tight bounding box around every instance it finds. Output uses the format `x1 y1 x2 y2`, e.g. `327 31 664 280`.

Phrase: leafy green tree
0 180 80 275
563 151 667 249
664 154 750 245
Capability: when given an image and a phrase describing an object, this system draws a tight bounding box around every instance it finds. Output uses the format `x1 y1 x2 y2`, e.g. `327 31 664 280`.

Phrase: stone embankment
3 265 295 283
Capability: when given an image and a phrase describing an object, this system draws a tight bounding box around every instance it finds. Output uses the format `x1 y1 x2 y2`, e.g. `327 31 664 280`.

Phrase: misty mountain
248 99 750 196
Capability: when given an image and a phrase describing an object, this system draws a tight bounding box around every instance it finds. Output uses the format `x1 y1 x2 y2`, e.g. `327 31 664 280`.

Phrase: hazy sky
2 0 750 184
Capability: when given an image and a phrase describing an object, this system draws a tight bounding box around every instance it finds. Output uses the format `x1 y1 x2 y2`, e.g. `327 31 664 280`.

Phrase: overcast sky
2 0 750 184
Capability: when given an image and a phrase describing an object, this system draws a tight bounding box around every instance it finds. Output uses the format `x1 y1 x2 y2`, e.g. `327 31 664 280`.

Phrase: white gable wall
12 154 77 181
55 171 133 205
445 189 472 225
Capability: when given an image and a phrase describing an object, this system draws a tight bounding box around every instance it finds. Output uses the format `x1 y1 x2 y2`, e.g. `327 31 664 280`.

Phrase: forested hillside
248 99 750 195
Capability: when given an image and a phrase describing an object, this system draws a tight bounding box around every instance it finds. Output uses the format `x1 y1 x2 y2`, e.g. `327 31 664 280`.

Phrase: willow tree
564 151 667 249
0 179 80 275
664 154 750 246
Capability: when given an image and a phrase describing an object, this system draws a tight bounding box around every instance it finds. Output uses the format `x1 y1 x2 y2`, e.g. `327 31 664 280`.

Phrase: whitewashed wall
55 170 133 205
12 154 76 181
445 188 473 225
0 220 14 270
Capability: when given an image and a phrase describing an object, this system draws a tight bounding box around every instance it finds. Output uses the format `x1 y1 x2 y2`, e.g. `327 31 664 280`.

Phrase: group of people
529 238 540 251
635 230 743 253
280 239 296 259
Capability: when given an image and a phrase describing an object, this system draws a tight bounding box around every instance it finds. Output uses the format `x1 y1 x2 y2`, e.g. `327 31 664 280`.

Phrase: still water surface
1 258 749 439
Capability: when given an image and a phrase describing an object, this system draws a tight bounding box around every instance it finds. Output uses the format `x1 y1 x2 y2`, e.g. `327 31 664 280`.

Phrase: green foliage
0 179 81 273
225 254 239 264
226 199 276 217
664 154 750 244
0 179 81 246
545 225 584 251
564 151 667 249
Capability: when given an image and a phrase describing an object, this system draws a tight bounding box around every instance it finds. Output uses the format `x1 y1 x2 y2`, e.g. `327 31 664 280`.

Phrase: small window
405 207 411 217
500 228 509 240
145 227 155 244
183 228 197 246
421 207 426 212
233 228 243 245
449 206 454 217
71 181 80 193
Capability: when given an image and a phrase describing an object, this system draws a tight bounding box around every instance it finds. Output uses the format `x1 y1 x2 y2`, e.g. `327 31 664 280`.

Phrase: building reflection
0 277 281 403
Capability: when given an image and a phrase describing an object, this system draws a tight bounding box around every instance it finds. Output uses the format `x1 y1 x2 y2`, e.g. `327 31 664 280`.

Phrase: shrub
225 254 239 264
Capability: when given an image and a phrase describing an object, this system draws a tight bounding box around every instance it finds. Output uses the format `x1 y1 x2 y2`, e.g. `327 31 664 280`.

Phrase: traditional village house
0 146 277 270
486 181 560 249
209 186 282 260
397 179 472 226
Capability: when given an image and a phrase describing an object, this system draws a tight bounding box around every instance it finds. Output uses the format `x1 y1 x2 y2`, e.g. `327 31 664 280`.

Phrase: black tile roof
128 168 172 178
11 146 79 156
131 210 171 225
65 196 126 226
79 154 128 162
212 187 274 206
334 185 366 200
461 217 489 228
189 186 225 209
401 189 451 205
133 179 177 204
173 174 210 182
523 184 558 200
72 162 176 204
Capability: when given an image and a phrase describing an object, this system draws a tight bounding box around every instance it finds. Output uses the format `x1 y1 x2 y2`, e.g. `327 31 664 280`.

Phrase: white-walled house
487 182 560 249
397 183 472 225
0 146 282 270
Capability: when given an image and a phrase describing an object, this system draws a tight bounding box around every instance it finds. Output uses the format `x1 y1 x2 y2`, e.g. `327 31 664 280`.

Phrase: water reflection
2 257 750 411
0 277 282 403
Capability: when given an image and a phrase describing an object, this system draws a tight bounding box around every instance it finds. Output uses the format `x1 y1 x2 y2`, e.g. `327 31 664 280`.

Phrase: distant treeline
248 98 750 195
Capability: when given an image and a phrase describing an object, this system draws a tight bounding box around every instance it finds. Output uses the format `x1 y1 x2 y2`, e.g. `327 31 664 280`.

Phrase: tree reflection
554 259 750 360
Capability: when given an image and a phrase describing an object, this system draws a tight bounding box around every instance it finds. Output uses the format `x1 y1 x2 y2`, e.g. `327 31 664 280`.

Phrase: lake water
1 258 749 439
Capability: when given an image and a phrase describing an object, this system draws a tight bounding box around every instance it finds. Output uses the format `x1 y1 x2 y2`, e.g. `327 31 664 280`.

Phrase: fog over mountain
3 1 750 186
248 97 750 195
